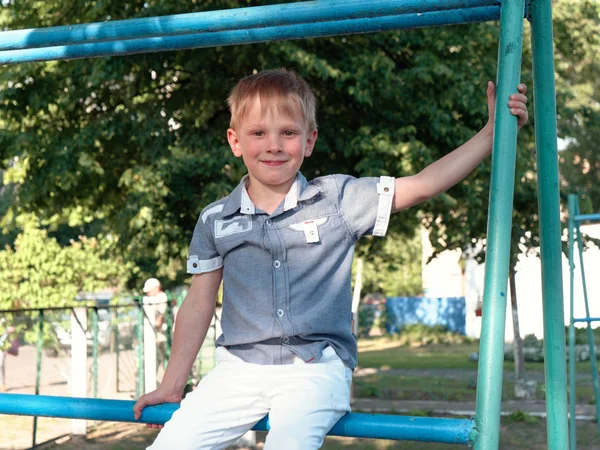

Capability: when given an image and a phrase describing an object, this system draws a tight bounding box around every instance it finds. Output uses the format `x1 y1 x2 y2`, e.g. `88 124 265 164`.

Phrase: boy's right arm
133 268 223 421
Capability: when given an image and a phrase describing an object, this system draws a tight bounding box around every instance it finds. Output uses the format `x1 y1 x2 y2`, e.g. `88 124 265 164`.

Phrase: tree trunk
509 268 526 381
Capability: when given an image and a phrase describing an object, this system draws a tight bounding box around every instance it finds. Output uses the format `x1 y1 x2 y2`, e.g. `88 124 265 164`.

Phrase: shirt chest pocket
287 217 328 244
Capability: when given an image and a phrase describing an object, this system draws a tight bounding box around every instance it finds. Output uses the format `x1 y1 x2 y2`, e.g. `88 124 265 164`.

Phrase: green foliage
569 325 600 346
0 1 505 289
0 0 595 295
506 410 541 424
356 230 423 297
554 1 600 212
392 324 471 347
0 214 130 309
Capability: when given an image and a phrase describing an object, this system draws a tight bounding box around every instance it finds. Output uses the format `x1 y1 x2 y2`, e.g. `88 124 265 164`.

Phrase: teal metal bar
574 213 600 223
92 307 99 398
0 7 500 65
575 221 600 434
530 0 569 448
0 0 500 50
568 194 578 449
0 393 475 444
574 317 600 323
32 310 44 448
473 0 525 448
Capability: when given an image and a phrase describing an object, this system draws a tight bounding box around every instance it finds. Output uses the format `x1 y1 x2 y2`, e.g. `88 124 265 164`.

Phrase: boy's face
227 96 317 194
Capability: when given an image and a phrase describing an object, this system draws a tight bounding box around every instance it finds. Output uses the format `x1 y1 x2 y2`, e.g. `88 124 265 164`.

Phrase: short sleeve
187 209 224 275
334 174 395 240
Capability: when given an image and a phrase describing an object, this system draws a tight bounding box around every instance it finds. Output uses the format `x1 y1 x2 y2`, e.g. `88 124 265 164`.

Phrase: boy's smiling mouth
262 160 287 166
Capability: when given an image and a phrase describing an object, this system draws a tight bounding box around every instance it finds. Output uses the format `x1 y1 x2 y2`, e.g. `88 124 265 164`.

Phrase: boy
134 69 528 449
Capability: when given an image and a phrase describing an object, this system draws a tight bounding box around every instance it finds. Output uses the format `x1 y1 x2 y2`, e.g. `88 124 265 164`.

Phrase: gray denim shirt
187 172 394 369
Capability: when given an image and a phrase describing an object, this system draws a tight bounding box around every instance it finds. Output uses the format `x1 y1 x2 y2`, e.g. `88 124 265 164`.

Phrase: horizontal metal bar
573 317 600 324
0 394 473 444
0 0 500 51
574 213 600 223
0 303 143 314
0 7 500 65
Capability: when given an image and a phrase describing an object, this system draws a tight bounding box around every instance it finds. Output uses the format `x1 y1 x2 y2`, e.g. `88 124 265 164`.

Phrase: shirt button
277 309 285 317
282 336 290 343
273 260 281 269
266 219 272 226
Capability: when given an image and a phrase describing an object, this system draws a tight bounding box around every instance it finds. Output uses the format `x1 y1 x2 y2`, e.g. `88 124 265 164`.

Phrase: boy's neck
246 176 296 216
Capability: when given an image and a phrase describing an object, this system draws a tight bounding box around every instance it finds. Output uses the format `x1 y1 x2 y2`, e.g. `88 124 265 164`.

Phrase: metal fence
0 294 218 447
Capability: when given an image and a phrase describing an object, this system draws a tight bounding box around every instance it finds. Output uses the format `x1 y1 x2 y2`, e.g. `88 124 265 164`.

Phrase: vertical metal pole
32 310 44 448
473 0 525 448
92 307 98 398
530 0 569 448
568 194 578 450
575 221 600 434
137 301 144 398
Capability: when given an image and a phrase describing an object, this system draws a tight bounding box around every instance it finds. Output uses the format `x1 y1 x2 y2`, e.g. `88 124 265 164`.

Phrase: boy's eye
252 131 264 137
283 130 297 136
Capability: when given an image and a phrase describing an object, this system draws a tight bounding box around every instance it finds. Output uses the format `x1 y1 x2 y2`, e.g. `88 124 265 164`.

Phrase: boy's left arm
391 82 528 213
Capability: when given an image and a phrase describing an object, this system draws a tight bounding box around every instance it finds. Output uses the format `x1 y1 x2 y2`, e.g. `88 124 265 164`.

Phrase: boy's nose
266 136 283 153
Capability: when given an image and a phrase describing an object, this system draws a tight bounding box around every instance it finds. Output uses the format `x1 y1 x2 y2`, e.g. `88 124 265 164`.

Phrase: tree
356 229 423 298
0 1 507 291
554 1 600 212
0 0 590 311
424 1 599 389
0 214 129 309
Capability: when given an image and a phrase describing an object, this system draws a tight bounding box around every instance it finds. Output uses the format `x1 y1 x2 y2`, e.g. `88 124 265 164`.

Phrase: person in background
143 278 170 366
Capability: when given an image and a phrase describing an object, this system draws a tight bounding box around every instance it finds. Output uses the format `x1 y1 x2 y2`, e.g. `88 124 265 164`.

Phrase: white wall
422 224 600 341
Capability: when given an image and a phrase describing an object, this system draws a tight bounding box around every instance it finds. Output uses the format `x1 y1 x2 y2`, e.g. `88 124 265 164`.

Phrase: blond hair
227 69 317 131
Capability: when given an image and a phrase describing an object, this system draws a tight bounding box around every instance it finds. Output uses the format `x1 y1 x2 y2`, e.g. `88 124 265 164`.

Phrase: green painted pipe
530 1 569 448
568 194 578 449
474 0 525 448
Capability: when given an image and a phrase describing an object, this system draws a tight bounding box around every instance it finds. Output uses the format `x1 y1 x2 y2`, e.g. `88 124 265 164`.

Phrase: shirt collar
220 172 320 217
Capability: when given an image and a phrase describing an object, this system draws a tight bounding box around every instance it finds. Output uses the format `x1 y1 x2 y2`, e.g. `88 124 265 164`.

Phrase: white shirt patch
215 216 252 238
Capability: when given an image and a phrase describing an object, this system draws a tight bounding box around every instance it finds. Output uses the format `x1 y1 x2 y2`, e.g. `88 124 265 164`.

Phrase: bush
504 337 599 362
392 324 471 347
565 326 600 346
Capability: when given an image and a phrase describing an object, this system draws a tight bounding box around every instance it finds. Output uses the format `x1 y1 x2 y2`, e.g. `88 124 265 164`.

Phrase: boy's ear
304 129 318 157
227 128 242 157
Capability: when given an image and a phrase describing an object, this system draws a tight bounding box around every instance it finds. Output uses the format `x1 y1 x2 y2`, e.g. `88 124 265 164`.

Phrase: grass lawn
356 337 598 403
354 372 598 404
357 336 592 374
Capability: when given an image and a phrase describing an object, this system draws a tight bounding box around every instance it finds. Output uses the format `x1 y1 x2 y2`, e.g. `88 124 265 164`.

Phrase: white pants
148 346 352 450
